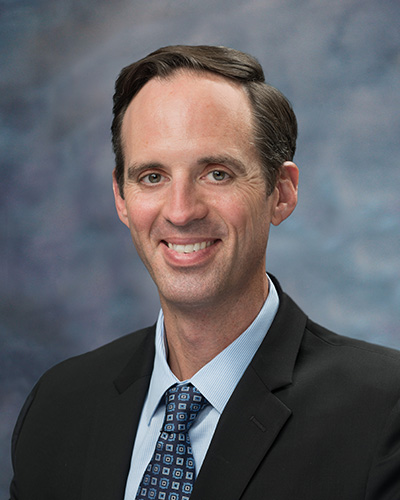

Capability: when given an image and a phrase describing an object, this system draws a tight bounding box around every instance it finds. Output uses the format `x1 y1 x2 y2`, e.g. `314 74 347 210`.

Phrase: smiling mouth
165 240 216 254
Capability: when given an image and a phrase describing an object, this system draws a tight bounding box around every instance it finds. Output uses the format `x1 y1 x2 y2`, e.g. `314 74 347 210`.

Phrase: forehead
121 71 254 152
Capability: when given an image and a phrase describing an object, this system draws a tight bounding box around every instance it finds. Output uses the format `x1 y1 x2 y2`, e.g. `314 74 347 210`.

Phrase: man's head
111 45 297 198
111 51 298 311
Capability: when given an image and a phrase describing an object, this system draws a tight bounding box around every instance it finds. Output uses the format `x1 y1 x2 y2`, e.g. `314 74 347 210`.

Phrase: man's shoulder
303 318 400 390
38 324 156 393
259 280 400 399
275 280 400 375
305 318 400 361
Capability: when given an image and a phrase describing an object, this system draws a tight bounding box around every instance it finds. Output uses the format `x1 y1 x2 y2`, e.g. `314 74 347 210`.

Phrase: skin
113 71 298 380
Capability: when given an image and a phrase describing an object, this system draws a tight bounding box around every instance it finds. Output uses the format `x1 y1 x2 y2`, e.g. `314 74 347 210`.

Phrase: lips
166 240 216 254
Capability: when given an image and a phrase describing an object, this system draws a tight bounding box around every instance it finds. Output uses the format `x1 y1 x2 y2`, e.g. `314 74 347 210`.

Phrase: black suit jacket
10 278 400 499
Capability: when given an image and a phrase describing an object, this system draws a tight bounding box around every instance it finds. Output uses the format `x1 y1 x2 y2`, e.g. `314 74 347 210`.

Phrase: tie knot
163 384 208 433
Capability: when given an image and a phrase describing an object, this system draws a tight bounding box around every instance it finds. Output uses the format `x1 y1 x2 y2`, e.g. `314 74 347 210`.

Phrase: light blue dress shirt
124 276 279 499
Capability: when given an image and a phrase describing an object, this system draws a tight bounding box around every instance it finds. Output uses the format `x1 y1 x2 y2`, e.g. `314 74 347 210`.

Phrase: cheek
228 189 270 231
125 194 160 234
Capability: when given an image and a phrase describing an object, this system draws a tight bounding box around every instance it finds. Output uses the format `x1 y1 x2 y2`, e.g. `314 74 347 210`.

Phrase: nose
162 178 208 226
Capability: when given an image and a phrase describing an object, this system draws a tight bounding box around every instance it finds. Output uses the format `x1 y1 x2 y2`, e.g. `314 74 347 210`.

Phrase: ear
112 170 129 228
271 161 299 226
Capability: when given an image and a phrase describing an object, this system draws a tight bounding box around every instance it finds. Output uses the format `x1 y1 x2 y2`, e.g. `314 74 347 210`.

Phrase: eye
207 170 230 182
141 173 163 184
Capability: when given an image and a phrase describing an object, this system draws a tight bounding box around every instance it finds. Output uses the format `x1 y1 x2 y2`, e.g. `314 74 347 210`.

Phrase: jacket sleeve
9 382 40 500
365 397 400 500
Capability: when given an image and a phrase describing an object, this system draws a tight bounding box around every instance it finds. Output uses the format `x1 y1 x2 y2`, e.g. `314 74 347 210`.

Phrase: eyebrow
126 162 163 180
196 155 247 174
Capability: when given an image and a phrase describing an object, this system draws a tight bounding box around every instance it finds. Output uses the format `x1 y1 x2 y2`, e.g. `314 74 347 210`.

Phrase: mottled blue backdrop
2 0 400 495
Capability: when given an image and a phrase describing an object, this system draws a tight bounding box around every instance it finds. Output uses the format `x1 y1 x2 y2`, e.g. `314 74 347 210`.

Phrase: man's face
113 71 289 310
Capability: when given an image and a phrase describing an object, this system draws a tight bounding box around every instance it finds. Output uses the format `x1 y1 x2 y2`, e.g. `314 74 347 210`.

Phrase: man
10 45 400 499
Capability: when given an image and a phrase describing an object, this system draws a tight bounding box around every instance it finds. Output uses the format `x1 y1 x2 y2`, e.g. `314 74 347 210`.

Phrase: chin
157 279 222 309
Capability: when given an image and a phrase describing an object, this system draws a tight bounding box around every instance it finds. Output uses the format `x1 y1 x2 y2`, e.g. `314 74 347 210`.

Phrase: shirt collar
144 275 279 424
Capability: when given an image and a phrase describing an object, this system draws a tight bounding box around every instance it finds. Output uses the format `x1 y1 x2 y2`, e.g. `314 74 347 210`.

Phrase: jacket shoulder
303 318 400 392
37 325 156 393
306 318 400 361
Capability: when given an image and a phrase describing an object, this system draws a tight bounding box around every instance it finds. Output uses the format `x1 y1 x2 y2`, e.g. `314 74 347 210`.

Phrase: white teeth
167 241 214 254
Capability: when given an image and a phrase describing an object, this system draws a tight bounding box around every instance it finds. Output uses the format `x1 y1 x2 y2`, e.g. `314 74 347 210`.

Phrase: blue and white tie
135 384 209 500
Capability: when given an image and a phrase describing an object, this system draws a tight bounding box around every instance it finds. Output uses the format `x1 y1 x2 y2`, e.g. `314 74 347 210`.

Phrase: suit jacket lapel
192 285 307 500
81 326 156 500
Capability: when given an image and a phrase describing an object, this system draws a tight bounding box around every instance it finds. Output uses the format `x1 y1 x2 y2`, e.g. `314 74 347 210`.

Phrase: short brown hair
111 45 297 197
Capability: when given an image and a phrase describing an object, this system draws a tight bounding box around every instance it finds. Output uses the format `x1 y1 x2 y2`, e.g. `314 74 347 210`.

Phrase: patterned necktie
135 384 209 500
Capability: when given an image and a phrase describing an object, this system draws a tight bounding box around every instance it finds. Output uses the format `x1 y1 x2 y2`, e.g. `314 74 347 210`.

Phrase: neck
161 276 269 380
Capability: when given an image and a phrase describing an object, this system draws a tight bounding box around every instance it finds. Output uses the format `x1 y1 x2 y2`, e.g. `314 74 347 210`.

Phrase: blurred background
1 0 400 495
